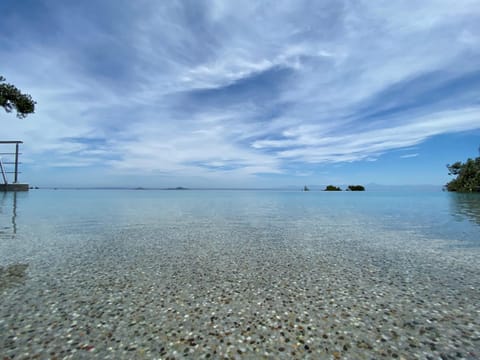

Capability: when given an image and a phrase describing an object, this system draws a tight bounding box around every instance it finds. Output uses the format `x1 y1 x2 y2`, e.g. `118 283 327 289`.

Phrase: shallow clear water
1 190 479 359
2 189 479 246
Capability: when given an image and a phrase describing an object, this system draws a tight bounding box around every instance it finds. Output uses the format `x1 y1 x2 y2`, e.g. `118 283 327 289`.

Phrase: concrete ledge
0 184 29 191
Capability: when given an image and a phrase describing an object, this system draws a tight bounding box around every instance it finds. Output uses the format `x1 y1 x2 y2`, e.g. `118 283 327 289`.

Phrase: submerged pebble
1 197 479 359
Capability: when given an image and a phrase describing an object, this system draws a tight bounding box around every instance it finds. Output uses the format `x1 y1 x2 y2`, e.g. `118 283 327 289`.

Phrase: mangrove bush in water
347 185 365 191
324 185 342 191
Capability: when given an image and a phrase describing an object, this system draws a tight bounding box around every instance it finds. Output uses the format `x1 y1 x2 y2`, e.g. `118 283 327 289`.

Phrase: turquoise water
1 190 479 358
1 190 479 245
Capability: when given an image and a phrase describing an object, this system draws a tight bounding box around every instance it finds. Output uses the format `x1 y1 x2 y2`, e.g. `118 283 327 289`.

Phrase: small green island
324 185 342 191
322 185 366 191
446 150 480 192
347 185 365 191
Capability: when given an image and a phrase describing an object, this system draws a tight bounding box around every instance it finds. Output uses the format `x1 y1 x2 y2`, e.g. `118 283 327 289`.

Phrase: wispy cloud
400 153 419 159
253 107 480 163
1 0 479 185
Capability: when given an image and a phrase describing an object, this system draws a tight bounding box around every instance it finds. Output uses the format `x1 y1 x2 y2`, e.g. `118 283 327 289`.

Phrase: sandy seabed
1 220 479 359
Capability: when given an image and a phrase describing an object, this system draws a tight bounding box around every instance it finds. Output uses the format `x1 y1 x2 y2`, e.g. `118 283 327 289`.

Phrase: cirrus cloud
1 0 479 186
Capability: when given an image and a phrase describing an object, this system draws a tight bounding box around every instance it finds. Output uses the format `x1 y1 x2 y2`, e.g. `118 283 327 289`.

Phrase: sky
1 0 480 188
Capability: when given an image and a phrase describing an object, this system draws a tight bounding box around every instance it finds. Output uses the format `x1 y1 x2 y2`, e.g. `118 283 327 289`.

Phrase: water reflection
0 191 18 238
0 192 28 290
449 193 480 226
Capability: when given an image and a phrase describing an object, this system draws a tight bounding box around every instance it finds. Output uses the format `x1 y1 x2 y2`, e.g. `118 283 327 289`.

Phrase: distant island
323 185 365 191
166 187 189 190
347 185 365 191
446 150 480 192
324 185 342 191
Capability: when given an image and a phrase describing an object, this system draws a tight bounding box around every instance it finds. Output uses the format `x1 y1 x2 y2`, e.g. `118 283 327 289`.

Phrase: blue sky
1 0 480 188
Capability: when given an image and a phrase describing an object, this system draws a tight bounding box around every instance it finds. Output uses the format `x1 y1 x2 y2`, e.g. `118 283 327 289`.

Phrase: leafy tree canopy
0 76 36 118
446 150 480 192
347 185 365 191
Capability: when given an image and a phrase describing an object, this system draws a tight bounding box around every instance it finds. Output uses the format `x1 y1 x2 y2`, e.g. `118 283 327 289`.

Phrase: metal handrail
0 158 8 185
0 141 22 183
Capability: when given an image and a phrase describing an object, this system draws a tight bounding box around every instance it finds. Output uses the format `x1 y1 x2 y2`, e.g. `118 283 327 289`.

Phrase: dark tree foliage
324 185 342 191
446 150 480 192
0 76 36 118
347 185 365 191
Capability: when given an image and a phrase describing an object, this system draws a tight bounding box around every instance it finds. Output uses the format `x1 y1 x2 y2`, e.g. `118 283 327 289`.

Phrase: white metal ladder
0 157 8 185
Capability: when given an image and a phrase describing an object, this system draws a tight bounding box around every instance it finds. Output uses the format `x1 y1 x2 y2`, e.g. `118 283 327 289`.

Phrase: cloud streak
1 0 479 185
253 107 480 163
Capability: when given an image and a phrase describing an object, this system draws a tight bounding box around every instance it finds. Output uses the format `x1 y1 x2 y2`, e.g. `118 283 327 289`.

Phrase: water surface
1 190 479 358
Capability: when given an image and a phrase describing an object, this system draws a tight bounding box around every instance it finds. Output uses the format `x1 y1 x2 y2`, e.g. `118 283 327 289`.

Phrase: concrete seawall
0 184 29 191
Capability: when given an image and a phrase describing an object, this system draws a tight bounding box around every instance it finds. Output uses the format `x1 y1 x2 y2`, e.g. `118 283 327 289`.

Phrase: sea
1 190 479 359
